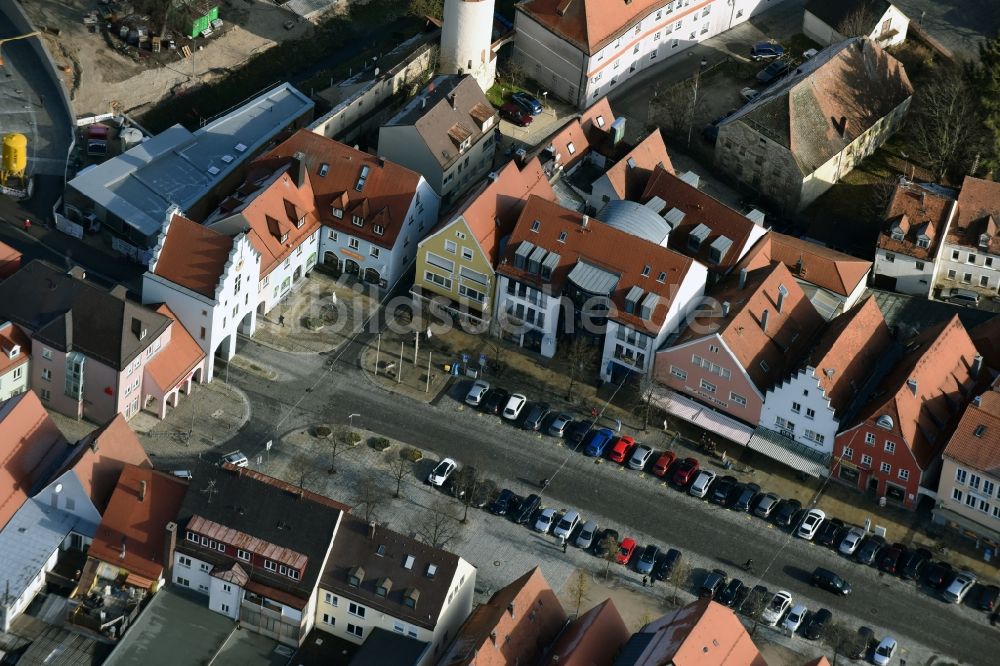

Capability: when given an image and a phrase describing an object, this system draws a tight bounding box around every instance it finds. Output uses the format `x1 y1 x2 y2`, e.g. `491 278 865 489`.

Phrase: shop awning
747 427 831 478
651 389 754 445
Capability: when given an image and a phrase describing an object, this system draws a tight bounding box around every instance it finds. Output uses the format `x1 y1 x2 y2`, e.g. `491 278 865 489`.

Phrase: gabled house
873 178 957 296
715 37 912 212
0 260 204 423
543 598 630 666
586 129 673 212
529 97 623 179
412 158 556 323
832 315 983 508
315 515 476 662
741 233 872 320
494 196 706 382
253 129 440 289
933 176 1000 304
803 0 909 48
0 321 30 402
438 567 566 666
170 464 348 646
378 75 498 203
759 296 892 469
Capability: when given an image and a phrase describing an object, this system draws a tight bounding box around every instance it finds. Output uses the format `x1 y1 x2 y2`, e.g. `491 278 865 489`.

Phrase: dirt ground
23 0 318 117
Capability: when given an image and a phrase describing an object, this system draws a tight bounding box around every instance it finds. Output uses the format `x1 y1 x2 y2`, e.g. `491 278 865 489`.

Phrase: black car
513 493 541 524
802 608 832 640
772 499 802 528
464 478 498 508
732 482 761 512
900 547 932 580
699 569 728 599
717 578 745 607
756 60 791 85
480 388 510 415
848 626 874 660
924 561 953 589
490 489 519 516
522 402 550 431
811 567 852 596
740 584 769 616
976 584 1000 612
855 535 885 566
710 476 738 505
652 548 681 582
816 517 845 548
566 420 595 445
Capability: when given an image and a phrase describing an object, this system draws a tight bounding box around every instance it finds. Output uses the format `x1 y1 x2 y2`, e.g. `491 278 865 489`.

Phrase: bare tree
328 426 360 474
386 451 411 498
286 453 321 492
449 466 484 523
355 472 388 523
631 373 658 432
567 569 590 618
564 336 599 402
837 2 878 38
653 72 703 145
667 558 693 606
416 499 462 550
909 69 983 180
826 621 859 666
599 534 619 582
741 589 769 637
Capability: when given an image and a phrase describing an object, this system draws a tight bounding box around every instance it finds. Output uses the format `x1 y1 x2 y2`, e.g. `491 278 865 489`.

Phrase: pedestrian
591 406 598 418
22 218 30 231
561 537 567 553
278 314 285 327
615 418 621 433
700 57 708 68
642 575 648 587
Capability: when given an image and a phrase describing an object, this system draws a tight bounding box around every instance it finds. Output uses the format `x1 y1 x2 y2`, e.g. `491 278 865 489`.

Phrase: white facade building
932 176 1000 304
803 0 909 49
0 321 29 402
440 0 498 92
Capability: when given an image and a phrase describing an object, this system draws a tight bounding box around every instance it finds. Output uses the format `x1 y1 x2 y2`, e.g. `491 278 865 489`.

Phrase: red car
500 102 533 127
672 457 700 486
652 451 677 477
607 436 636 463
616 537 637 564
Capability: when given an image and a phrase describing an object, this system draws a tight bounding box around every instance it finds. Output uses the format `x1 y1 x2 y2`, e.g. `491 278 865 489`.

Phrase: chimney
139 480 147 501
290 151 307 189
163 522 177 581
776 283 788 313
722 301 731 316
448 92 457 109
67 266 86 280
907 378 918 395
761 308 769 333
738 268 748 289
972 354 983 378
132 317 146 340
581 214 589 229
120 536 127 561
369 520 377 540
837 116 848 138
110 284 128 300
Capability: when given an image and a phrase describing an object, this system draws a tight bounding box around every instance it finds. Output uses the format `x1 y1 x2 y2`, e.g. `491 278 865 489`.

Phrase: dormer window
373 224 385 236
348 566 365 588
352 215 363 227
279 232 289 244
6 344 18 359
296 216 305 229
916 237 929 248
332 207 343 219
403 588 420 609
876 414 894 430
375 577 392 598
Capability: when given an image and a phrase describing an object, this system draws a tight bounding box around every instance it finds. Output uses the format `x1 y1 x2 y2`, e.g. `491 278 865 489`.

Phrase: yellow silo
1 133 28 184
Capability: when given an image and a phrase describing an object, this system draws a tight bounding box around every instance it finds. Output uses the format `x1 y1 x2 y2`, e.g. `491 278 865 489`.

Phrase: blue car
750 42 784 61
510 92 543 116
583 428 616 457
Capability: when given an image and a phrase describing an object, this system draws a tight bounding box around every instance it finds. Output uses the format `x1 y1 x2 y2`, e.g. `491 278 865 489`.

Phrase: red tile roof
636 598 767 666
604 129 672 201
0 391 69 529
879 180 954 259
0 240 21 279
518 0 681 55
948 175 1000 253
743 233 871 297
63 415 153 512
543 598 630 666
498 196 697 332
675 262 826 392
850 315 979 469
641 164 763 273
579 97 616 144
152 215 234 299
87 465 188 583
253 130 423 249
146 305 206 393
0 321 29 378
942 389 1000 476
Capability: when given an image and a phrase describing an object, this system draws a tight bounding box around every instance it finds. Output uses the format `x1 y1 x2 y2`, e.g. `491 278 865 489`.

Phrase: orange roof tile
498 196 697 332
543 598 630 666
153 215 234 299
62 415 152 512
0 239 21 278
146 305 206 393
604 129 672 201
636 598 767 666
878 180 954 259
0 321 29 378
851 315 980 469
948 176 1000 253
0 392 69 529
87 465 188 583
519 0 672 55
743 233 871 297
253 130 423 249
579 97 616 144
942 389 1000 477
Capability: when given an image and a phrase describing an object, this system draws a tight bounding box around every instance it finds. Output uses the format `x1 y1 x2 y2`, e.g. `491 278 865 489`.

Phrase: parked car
616 537 637 565
222 450 249 467
533 507 557 533
653 451 677 477
783 604 808 633
900 547 932 580
873 636 898 665
465 379 490 406
583 428 616 457
502 393 527 420
803 47 819 59
733 482 761 512
653 548 682 582
490 489 518 516
762 591 793 626
514 493 541 524
756 60 791 85
499 102 532 126
171 470 193 480
815 517 845 548
802 608 832 640
689 469 717 498
427 458 457 486
750 41 784 60
838 527 865 556
699 569 728 599
594 528 620 557
942 570 977 604
797 508 826 540
636 544 659 575
575 520 599 549
848 626 875 661
717 578 745 607
878 543 907 575
567 420 596 444
627 444 654 470
522 402 550 430
975 584 1000 612
855 535 886 566
740 584 769 615
510 91 543 115
772 499 802 529
553 510 581 539
740 86 761 102
480 388 510 415
710 476 738 504
672 457 700 486
548 412 573 438
924 561 953 589
754 493 781 519
607 436 636 463
811 567 852 596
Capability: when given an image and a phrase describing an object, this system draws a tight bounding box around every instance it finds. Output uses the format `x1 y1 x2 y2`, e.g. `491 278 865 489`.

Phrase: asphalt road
206 335 992 666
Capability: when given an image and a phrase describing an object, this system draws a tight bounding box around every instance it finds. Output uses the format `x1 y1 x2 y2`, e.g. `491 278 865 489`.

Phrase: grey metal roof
745 208 766 226
710 235 734 258
689 223 712 243
567 260 620 295
514 241 535 267
640 292 660 319
68 83 313 238
663 207 685 229
598 199 670 245
679 171 700 188
644 196 666 214
625 285 644 307
541 251 561 272
528 244 548 268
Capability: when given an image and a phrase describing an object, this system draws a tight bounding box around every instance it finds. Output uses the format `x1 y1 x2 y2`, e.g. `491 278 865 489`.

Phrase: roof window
403 555 415 570
426 563 438 578
557 231 567 243
319 163 330 177
641 265 651 277
530 219 541 233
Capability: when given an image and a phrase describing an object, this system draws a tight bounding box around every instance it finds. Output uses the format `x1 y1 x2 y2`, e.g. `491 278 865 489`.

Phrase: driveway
892 0 1000 58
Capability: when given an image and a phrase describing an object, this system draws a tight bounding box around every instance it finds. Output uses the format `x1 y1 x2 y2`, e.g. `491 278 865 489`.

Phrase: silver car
553 510 581 539
465 380 490 406
547 413 573 438
838 527 865 556
533 507 556 533
575 520 599 549
942 570 977 604
754 493 780 518
627 445 654 470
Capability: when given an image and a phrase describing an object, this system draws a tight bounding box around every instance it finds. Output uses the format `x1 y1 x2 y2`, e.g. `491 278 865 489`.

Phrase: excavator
0 31 41 68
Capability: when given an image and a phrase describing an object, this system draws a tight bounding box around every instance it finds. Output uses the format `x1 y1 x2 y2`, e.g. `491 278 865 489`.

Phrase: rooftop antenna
201 480 218 504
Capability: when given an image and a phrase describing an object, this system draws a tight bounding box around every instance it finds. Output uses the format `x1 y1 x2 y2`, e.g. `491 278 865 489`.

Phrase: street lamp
348 413 360 430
